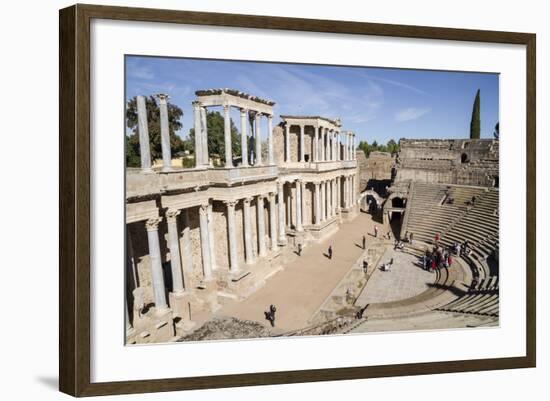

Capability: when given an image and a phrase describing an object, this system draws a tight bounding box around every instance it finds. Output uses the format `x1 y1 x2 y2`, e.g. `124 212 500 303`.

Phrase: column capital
255 112 262 121
267 114 273 121
199 203 209 215
166 209 180 222
244 197 253 204
155 93 169 104
257 194 266 201
277 181 285 190
240 108 248 115
269 192 277 200
146 217 162 231
225 200 238 208
192 100 202 109
223 103 230 112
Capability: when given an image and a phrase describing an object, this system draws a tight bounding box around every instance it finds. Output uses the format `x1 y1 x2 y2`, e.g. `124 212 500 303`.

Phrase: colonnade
193 103 275 168
283 123 357 163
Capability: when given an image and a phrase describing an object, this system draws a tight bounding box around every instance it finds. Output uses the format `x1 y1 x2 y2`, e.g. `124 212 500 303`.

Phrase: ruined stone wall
396 138 499 187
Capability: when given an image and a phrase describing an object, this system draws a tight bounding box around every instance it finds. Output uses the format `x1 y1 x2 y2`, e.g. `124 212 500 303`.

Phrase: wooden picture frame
59 3 536 397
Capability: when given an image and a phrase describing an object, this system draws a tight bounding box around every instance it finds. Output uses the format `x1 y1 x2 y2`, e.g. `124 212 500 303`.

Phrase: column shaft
320 181 326 221
199 205 212 279
146 218 168 311
226 201 239 272
207 203 216 270
296 181 303 231
223 105 232 167
314 126 319 162
240 109 248 167
166 210 185 293
268 115 274 165
269 194 278 251
299 125 305 162
193 102 203 167
314 183 321 224
157 94 172 171
257 196 267 257
200 107 209 165
243 198 255 264
136 95 152 171
277 182 287 244
255 114 262 166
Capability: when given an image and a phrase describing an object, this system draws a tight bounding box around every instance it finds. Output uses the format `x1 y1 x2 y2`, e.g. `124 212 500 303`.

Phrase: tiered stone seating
436 276 499 317
441 189 499 268
404 183 485 244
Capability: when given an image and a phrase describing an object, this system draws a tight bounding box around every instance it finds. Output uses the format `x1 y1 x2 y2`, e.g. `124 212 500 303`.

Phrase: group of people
420 245 453 272
451 240 472 257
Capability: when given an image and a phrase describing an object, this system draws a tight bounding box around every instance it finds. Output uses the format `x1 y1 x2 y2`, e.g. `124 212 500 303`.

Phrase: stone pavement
355 248 436 305
217 212 390 331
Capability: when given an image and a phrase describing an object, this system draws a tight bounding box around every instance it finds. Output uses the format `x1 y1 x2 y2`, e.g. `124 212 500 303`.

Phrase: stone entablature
280 115 341 129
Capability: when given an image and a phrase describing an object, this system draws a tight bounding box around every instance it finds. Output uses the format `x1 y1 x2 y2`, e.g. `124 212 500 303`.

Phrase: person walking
410 232 414 245
264 304 277 327
328 245 333 260
374 226 378 238
362 235 366 249
297 243 302 257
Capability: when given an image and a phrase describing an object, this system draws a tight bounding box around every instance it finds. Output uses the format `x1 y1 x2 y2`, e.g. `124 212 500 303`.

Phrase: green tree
125 96 185 165
125 134 141 167
470 89 481 139
493 122 499 140
188 110 241 165
386 139 400 155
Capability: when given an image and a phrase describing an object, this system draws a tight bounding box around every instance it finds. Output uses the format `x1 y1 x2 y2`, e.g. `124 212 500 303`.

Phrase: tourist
297 243 302 257
362 235 366 249
264 304 277 327
328 245 333 260
405 231 410 242
389 257 394 265
435 233 441 243
387 231 392 240
430 258 437 272
374 226 378 237
363 259 369 273
410 232 414 245
447 254 453 267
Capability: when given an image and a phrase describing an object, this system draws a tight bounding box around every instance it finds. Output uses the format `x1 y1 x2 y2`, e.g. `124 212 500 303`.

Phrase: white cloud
128 65 155 80
394 107 431 122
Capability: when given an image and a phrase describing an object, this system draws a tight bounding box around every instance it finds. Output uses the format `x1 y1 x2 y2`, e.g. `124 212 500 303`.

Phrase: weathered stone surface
178 317 274 341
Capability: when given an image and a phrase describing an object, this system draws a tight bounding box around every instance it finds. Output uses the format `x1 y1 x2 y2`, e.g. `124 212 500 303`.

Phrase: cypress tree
470 89 481 139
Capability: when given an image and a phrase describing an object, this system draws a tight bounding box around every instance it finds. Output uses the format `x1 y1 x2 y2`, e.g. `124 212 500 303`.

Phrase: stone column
331 178 338 216
295 180 303 232
255 113 262 166
181 209 193 272
325 128 330 161
223 104 232 167
145 217 168 311
329 130 334 161
285 124 290 162
225 200 239 272
314 182 321 224
156 94 172 172
267 115 274 165
336 177 341 213
336 131 340 161
313 126 319 162
299 124 305 162
136 95 152 172
240 108 248 167
327 181 332 218
257 195 267 257
200 107 209 165
207 203 216 270
320 180 326 221
243 197 255 264
277 182 287 244
192 102 203 167
321 129 326 161
268 193 278 251
166 210 185 294
198 204 212 279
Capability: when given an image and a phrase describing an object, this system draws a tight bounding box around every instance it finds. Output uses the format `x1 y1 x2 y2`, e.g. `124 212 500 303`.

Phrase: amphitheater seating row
436 276 499 317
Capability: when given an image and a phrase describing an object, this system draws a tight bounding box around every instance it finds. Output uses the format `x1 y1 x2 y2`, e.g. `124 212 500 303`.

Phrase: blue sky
125 56 499 144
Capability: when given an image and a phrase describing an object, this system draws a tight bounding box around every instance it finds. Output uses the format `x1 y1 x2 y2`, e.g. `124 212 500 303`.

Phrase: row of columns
283 125 357 163
193 103 275 168
137 94 172 172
